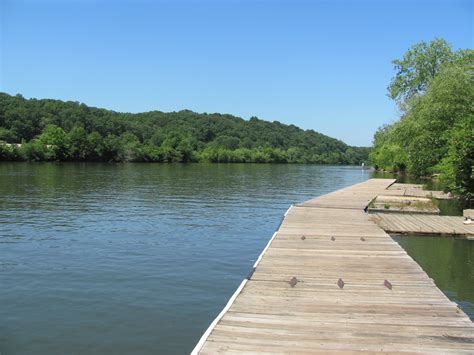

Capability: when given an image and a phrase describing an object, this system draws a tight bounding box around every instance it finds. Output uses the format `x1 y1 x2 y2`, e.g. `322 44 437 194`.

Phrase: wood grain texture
386 183 453 200
195 179 474 354
371 213 474 237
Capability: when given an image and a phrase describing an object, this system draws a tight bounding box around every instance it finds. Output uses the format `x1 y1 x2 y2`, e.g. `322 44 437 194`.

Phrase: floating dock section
371 213 474 238
193 179 474 354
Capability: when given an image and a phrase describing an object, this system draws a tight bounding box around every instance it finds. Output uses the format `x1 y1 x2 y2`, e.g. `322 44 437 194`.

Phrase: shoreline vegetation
370 39 473 201
0 39 472 201
0 93 369 165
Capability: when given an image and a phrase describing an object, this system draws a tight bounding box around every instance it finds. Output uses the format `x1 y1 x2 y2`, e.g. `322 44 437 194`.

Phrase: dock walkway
193 179 474 354
385 183 452 199
371 213 474 238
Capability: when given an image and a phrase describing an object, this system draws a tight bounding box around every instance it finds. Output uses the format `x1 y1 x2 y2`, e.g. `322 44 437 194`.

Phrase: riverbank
372 170 472 210
0 141 369 164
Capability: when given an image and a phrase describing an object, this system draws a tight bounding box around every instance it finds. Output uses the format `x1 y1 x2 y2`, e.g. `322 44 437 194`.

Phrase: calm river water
0 163 472 354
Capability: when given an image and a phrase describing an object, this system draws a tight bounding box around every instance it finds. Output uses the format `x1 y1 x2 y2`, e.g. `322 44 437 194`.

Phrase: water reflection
1 163 471 354
0 163 371 354
395 236 474 319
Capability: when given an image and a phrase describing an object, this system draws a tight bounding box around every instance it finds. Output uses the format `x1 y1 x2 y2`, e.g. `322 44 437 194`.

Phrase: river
0 163 472 354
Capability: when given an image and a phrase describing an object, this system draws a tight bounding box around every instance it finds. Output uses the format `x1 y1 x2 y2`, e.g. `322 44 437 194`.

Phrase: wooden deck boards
371 213 474 238
193 179 474 354
387 183 452 200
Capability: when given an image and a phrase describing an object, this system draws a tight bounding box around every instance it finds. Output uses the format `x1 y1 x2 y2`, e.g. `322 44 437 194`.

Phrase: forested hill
0 93 369 164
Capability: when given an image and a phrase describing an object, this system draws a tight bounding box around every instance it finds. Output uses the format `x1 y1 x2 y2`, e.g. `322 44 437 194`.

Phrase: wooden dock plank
387 183 453 199
193 179 474 354
371 213 474 237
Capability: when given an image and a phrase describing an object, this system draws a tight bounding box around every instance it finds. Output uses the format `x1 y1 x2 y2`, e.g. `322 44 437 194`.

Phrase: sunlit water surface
394 236 474 320
0 163 472 354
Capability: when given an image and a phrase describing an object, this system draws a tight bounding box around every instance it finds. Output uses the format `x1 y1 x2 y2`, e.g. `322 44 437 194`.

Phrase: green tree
212 135 241 150
373 39 473 197
437 116 474 199
0 92 370 165
38 124 69 160
0 128 18 143
0 142 23 160
388 38 454 105
86 132 105 160
20 140 49 161
103 134 121 161
118 132 142 161
67 126 88 160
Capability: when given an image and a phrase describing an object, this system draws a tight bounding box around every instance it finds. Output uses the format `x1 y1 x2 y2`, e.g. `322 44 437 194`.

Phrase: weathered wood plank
193 179 474 354
371 213 474 237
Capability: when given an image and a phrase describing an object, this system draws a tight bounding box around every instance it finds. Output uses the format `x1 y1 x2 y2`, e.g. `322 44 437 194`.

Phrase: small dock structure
385 183 453 199
371 213 474 238
193 179 474 354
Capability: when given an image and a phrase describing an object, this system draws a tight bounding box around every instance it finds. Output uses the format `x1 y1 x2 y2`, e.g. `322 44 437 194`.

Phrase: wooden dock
371 213 474 238
386 183 452 200
192 179 474 354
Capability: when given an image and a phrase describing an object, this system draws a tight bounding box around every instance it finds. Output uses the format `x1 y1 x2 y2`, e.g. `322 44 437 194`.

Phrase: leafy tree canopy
373 39 473 199
0 92 369 165
388 38 455 105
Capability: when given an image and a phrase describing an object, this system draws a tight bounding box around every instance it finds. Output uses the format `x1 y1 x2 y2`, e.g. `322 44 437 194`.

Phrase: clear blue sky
1 0 472 146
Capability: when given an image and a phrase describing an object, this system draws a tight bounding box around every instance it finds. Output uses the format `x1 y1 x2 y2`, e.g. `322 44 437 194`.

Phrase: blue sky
1 0 472 146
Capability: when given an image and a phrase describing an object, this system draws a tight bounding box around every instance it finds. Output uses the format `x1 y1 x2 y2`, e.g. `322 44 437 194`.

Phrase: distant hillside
0 93 369 163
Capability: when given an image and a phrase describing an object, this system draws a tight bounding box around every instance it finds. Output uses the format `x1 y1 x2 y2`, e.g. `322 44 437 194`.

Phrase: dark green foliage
372 39 473 198
0 93 369 164
0 142 23 161
436 116 474 200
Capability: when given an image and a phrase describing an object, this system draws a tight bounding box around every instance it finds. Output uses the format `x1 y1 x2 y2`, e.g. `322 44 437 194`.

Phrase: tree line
370 39 473 199
0 93 369 164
